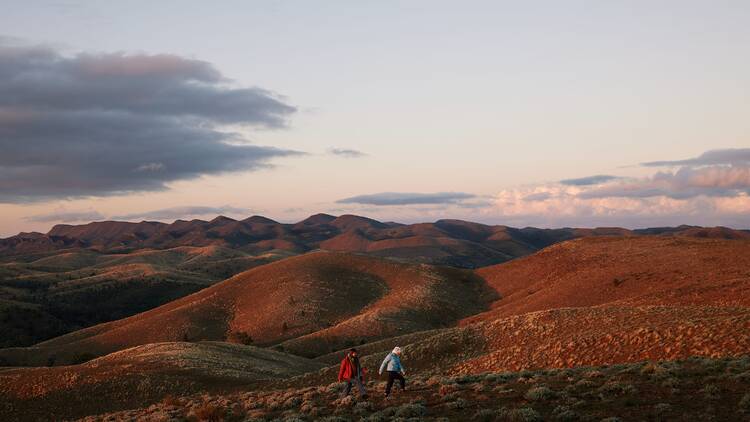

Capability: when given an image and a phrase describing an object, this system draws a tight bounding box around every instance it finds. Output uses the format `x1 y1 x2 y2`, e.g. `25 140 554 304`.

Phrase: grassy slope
67 356 750 422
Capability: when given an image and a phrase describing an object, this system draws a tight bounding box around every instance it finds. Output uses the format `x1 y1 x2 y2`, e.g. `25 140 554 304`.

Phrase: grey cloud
25 210 105 223
0 40 299 202
559 175 620 186
112 205 249 221
337 192 476 206
328 148 367 158
523 192 552 202
642 148 750 167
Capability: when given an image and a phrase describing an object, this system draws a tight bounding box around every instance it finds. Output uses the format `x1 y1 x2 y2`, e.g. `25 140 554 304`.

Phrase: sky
0 0 749 236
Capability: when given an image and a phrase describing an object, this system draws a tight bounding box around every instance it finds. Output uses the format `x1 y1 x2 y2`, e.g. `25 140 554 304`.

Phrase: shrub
494 386 515 394
441 392 460 402
394 403 427 417
597 382 636 399
552 405 579 421
498 407 543 422
302 391 317 401
524 386 556 401
739 393 750 414
583 370 604 379
227 330 253 345
446 398 468 410
194 402 225 422
353 401 374 415
284 396 302 408
661 377 679 388
162 394 181 406
474 409 498 422
439 383 459 396
704 384 721 399
473 383 491 393
654 403 671 415
574 379 596 389
426 376 444 386
333 396 354 408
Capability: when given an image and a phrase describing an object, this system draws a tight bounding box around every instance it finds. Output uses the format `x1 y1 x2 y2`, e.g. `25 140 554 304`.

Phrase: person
379 346 406 398
338 348 368 399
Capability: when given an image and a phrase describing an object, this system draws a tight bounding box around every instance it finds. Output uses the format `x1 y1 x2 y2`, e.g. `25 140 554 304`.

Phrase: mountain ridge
3 214 749 268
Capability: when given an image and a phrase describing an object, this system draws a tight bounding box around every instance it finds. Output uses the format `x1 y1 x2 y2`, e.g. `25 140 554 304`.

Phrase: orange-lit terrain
1 216 749 421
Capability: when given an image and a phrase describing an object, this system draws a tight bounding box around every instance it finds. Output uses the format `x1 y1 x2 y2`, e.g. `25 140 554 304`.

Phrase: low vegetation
73 356 750 422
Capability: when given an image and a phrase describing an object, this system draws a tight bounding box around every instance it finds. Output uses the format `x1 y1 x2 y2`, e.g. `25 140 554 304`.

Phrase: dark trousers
385 371 405 396
341 377 366 397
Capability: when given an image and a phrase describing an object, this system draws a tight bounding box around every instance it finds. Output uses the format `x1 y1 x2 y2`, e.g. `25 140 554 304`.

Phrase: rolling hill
3 214 748 349
0 246 288 348
465 236 750 323
0 251 496 366
0 341 323 420
1 233 750 421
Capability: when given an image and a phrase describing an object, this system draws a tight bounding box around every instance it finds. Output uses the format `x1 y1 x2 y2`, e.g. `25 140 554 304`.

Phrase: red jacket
338 354 364 382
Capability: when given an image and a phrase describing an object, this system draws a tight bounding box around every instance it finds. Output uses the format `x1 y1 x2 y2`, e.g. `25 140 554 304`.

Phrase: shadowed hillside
0 246 287 348
0 341 324 420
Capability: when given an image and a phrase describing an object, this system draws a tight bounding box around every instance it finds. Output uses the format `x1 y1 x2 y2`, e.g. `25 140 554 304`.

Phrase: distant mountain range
3 213 749 268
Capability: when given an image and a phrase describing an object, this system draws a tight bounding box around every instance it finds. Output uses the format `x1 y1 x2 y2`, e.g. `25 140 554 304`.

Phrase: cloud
580 166 750 199
133 162 165 172
0 40 299 202
25 209 105 223
523 192 553 201
328 148 367 158
337 192 476 206
486 148 750 228
491 184 750 228
112 205 249 221
559 175 620 186
641 148 750 167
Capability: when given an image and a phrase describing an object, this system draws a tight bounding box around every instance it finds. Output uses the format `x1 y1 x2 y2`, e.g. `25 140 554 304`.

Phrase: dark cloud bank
0 40 298 202
338 192 476 206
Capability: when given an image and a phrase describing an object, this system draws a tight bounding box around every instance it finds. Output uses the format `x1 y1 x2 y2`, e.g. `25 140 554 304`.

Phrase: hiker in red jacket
338 348 368 399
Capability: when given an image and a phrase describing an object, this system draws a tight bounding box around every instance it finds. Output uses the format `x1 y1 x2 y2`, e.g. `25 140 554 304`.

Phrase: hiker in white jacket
379 346 406 397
